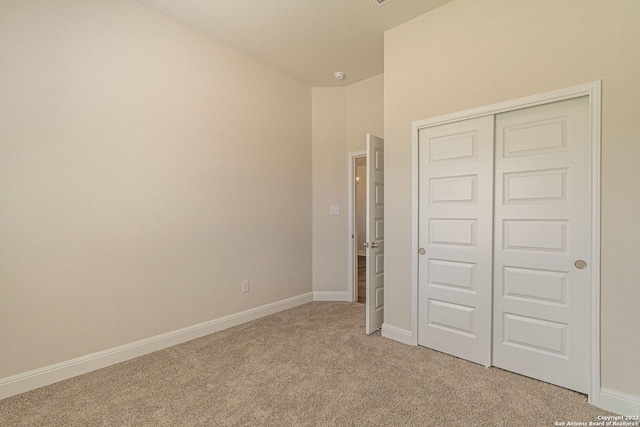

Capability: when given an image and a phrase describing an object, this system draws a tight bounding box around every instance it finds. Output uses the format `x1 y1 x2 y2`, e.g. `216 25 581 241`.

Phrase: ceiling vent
373 0 394 6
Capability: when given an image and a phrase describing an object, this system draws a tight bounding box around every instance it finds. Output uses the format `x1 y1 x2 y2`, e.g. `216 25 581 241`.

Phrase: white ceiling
135 0 451 87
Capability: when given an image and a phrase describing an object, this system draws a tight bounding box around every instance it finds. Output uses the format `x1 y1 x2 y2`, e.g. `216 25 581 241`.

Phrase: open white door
366 134 384 334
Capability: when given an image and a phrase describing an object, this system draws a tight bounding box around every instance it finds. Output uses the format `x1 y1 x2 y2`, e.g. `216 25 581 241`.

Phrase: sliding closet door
492 97 590 393
417 116 494 366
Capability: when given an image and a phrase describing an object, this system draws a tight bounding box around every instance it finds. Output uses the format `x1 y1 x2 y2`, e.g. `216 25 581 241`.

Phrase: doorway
349 134 385 334
350 152 367 304
355 156 367 303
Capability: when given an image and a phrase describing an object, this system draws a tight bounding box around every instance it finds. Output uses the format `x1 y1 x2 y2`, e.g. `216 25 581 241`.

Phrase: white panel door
418 116 494 366
366 134 384 334
493 96 590 393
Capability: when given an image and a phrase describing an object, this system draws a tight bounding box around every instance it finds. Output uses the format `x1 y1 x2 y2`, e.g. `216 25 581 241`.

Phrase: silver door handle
363 242 368 248
370 242 379 249
574 260 587 269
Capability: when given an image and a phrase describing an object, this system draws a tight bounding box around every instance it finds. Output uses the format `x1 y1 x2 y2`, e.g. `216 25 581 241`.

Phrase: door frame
410 81 602 404
348 150 367 302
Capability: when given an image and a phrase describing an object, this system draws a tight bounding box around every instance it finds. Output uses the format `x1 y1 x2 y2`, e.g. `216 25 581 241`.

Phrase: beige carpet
0 302 613 426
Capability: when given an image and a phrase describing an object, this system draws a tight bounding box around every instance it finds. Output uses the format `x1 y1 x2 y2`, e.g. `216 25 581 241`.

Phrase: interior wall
346 74 385 153
312 75 384 295
311 87 347 293
0 0 311 379
384 0 640 396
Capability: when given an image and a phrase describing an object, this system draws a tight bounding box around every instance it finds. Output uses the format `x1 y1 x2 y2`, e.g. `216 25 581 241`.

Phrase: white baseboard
381 323 414 345
0 292 313 401
379 326 640 416
357 250 366 257
598 388 640 416
312 291 352 302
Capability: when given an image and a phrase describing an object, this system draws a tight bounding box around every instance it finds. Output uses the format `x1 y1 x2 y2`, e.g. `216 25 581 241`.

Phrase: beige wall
312 75 384 294
0 0 311 379
312 87 347 293
346 74 384 153
384 0 640 396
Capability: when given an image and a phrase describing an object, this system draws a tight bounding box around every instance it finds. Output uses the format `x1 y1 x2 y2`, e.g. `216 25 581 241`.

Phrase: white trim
0 292 313 401
312 291 352 302
588 81 602 406
411 121 420 346
348 150 367 303
411 81 602 402
412 82 602 129
381 323 414 346
599 388 640 416
357 250 366 257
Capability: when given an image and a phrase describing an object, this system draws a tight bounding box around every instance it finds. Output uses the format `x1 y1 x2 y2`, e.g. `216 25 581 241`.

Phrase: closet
417 96 591 394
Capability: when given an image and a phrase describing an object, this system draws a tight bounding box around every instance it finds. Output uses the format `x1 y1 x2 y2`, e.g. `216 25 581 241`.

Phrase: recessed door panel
504 169 567 204
374 252 384 275
428 299 475 336
503 220 568 252
502 313 567 356
430 175 478 204
430 219 477 247
503 117 567 157
429 259 475 292
374 218 384 240
375 148 384 172
429 131 477 163
375 184 384 206
503 266 567 305
375 287 384 310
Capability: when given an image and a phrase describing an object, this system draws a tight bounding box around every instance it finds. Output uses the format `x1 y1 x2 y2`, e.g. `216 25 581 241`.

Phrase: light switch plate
330 205 340 215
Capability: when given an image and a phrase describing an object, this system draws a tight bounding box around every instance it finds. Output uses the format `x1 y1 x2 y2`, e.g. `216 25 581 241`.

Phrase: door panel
493 96 590 393
418 116 494 366
366 134 384 334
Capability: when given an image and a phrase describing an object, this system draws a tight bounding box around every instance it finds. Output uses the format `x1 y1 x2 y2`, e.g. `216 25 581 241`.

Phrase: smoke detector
333 71 346 80
373 0 394 6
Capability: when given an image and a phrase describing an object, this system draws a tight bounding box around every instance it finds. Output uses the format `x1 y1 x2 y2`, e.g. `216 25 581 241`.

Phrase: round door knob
574 260 587 269
419 248 426 255
371 242 379 249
